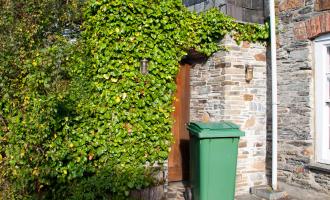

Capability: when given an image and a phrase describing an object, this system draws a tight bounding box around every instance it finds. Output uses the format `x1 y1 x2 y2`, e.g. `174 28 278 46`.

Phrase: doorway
168 64 191 182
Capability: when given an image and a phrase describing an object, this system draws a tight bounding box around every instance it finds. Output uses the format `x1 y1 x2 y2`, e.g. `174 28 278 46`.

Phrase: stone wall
275 0 330 195
189 35 268 195
183 0 265 23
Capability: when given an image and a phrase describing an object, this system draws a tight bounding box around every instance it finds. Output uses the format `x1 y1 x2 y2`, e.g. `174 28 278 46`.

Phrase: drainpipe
269 0 278 191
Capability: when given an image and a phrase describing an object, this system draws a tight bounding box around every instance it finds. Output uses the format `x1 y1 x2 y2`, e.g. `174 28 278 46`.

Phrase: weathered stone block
227 4 243 21
252 161 266 171
204 0 215 10
243 9 264 24
242 41 250 48
198 86 210 94
239 140 248 148
244 94 254 101
279 0 304 12
215 62 231 68
319 13 330 34
251 0 264 10
183 0 195 7
244 116 256 128
221 80 239 86
306 16 322 38
241 0 252 8
233 64 245 69
254 53 266 61
255 142 263 147
298 6 313 15
214 0 227 12
194 2 205 13
315 0 330 11
225 68 244 74
293 21 307 40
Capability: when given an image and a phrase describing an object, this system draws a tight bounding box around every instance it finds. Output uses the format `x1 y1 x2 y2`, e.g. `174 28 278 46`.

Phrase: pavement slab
166 182 306 200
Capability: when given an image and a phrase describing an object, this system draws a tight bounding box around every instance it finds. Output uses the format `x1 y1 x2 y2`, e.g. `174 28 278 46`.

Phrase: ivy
0 0 269 199
195 10 269 55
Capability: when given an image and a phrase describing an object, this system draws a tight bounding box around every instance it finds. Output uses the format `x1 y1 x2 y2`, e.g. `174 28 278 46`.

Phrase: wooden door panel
168 64 190 182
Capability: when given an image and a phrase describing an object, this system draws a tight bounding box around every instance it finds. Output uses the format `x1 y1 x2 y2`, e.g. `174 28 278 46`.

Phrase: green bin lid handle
189 121 240 130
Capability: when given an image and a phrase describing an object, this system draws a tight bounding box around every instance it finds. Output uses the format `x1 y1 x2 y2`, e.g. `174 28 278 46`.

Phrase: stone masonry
189 35 268 195
274 0 330 196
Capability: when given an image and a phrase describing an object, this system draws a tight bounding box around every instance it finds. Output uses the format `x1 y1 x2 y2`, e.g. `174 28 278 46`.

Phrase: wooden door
168 64 190 182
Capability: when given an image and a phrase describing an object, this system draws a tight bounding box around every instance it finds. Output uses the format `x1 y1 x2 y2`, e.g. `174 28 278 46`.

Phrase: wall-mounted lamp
140 59 149 75
245 65 254 82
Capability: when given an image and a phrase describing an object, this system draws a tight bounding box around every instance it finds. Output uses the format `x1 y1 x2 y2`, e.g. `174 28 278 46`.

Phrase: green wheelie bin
187 122 245 200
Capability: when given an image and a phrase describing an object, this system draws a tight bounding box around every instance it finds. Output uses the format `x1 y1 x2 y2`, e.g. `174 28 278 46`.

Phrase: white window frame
315 33 330 164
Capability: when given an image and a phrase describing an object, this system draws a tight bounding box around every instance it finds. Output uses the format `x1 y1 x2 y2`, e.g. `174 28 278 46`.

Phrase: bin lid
187 121 245 138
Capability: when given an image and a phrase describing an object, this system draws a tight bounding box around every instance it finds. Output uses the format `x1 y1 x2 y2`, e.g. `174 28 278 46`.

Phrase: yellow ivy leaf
103 74 110 80
32 60 37 66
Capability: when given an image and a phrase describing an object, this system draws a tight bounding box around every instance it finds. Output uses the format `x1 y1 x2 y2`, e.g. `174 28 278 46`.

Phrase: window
315 33 330 164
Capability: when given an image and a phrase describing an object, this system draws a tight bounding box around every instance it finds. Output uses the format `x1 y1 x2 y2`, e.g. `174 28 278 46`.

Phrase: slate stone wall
183 0 266 24
274 0 330 195
189 35 268 195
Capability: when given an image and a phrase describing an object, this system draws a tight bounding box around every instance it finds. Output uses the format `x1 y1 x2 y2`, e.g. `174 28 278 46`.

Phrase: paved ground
167 181 301 200
167 182 186 200
236 194 296 200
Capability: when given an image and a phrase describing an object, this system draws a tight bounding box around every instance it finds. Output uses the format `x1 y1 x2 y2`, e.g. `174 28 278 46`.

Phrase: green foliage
195 10 269 55
0 0 269 199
